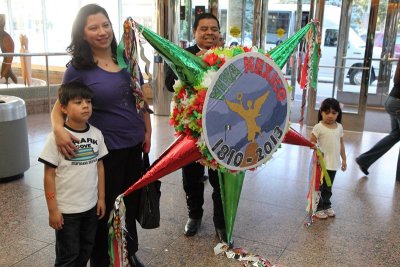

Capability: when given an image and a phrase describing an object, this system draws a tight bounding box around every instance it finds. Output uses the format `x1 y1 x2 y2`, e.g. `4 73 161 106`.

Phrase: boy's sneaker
314 210 328 219
324 208 335 217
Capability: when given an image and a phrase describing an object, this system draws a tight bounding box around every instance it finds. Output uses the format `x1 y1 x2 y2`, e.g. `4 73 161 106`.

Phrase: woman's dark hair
58 81 94 106
318 98 343 123
193 13 220 31
67 4 117 69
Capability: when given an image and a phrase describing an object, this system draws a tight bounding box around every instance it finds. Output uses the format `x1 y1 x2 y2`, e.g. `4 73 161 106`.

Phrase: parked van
265 4 380 85
361 32 400 59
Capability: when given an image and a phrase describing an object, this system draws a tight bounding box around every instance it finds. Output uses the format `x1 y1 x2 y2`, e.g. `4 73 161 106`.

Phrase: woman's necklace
95 57 121 72
94 55 112 67
97 59 110 67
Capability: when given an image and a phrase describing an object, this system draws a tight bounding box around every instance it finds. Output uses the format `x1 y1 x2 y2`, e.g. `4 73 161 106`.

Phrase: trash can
0 95 30 180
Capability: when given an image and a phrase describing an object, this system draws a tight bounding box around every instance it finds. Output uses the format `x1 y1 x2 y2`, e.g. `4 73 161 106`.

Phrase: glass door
305 0 372 131
373 0 400 106
307 0 399 131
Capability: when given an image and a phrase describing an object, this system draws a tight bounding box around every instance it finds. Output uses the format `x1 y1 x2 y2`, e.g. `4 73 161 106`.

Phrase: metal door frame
306 0 380 131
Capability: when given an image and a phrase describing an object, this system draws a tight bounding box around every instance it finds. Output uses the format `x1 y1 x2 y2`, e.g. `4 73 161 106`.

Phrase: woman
51 4 151 267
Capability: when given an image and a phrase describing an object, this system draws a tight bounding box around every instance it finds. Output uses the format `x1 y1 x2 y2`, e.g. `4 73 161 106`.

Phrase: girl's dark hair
318 98 343 123
193 13 220 31
58 82 94 106
67 4 117 69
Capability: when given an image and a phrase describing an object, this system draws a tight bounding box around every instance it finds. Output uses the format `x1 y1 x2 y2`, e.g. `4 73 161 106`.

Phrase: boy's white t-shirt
312 121 343 171
39 124 108 214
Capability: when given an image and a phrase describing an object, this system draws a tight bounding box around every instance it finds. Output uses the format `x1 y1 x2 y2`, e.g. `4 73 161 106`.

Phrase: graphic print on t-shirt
67 137 99 162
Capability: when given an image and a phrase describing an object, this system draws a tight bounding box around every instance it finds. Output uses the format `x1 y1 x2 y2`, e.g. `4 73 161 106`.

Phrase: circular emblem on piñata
202 52 289 171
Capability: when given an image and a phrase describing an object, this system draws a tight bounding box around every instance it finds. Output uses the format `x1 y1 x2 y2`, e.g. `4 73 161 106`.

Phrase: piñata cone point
282 127 314 148
123 135 202 195
135 22 207 85
219 171 245 245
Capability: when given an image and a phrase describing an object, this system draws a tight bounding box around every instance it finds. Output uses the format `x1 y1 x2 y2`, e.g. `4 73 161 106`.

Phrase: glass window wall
1 0 157 70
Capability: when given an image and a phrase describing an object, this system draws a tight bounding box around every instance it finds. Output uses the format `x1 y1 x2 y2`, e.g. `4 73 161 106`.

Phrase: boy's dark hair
193 13 220 31
318 98 343 123
58 82 94 106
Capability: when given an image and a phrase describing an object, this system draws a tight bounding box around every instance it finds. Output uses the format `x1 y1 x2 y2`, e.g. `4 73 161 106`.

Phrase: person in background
51 4 151 267
356 60 400 182
39 82 108 267
229 37 239 47
165 13 230 245
217 33 225 47
310 98 347 219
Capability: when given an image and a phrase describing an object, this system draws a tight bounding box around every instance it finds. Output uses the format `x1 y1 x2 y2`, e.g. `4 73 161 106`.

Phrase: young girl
311 98 347 219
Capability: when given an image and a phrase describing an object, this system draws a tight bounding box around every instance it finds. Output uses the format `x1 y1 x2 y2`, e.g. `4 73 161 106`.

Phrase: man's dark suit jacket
165 45 200 92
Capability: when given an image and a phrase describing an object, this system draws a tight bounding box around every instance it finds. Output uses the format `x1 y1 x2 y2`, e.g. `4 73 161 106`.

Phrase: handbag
136 153 161 229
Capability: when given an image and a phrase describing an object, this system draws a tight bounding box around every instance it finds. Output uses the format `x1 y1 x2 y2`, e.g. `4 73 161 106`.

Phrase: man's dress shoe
184 218 201 236
128 253 145 267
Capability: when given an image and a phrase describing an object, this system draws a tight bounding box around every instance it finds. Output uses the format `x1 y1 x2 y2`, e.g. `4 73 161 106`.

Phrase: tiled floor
1 110 400 267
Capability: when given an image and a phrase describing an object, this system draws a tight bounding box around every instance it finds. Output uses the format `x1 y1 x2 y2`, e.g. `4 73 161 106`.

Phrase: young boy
38 82 108 266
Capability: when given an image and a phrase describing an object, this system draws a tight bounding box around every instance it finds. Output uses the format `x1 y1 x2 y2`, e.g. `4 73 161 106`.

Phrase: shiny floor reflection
1 112 400 267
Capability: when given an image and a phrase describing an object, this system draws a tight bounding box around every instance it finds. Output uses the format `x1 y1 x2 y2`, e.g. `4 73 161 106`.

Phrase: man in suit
165 13 230 245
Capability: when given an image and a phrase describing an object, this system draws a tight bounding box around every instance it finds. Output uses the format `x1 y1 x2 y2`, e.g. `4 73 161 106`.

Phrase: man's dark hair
58 81 94 106
193 13 220 30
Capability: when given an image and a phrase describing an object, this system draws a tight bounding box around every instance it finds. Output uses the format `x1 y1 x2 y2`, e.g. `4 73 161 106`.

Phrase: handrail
0 51 69 113
342 56 399 62
0 52 69 57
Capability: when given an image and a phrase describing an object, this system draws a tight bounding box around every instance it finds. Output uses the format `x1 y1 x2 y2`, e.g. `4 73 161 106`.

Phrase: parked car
265 4 380 85
361 32 400 58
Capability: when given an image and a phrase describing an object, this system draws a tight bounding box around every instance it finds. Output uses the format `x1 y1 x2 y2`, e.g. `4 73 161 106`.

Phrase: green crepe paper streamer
218 170 245 245
316 148 332 186
268 23 312 69
107 225 115 266
193 110 200 118
135 23 208 86
233 47 243 56
116 36 128 70
310 25 320 89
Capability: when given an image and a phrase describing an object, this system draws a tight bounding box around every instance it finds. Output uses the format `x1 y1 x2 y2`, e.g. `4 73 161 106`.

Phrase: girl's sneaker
324 208 335 217
314 210 328 219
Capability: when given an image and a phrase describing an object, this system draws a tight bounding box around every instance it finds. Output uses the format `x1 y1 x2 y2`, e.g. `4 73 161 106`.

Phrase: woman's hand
143 131 151 153
54 126 79 158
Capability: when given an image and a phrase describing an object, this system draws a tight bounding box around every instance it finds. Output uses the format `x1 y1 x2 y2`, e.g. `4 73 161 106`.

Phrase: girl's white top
312 121 343 170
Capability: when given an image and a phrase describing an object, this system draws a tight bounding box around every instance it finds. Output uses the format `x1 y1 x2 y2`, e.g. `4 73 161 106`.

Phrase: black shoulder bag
136 153 161 229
